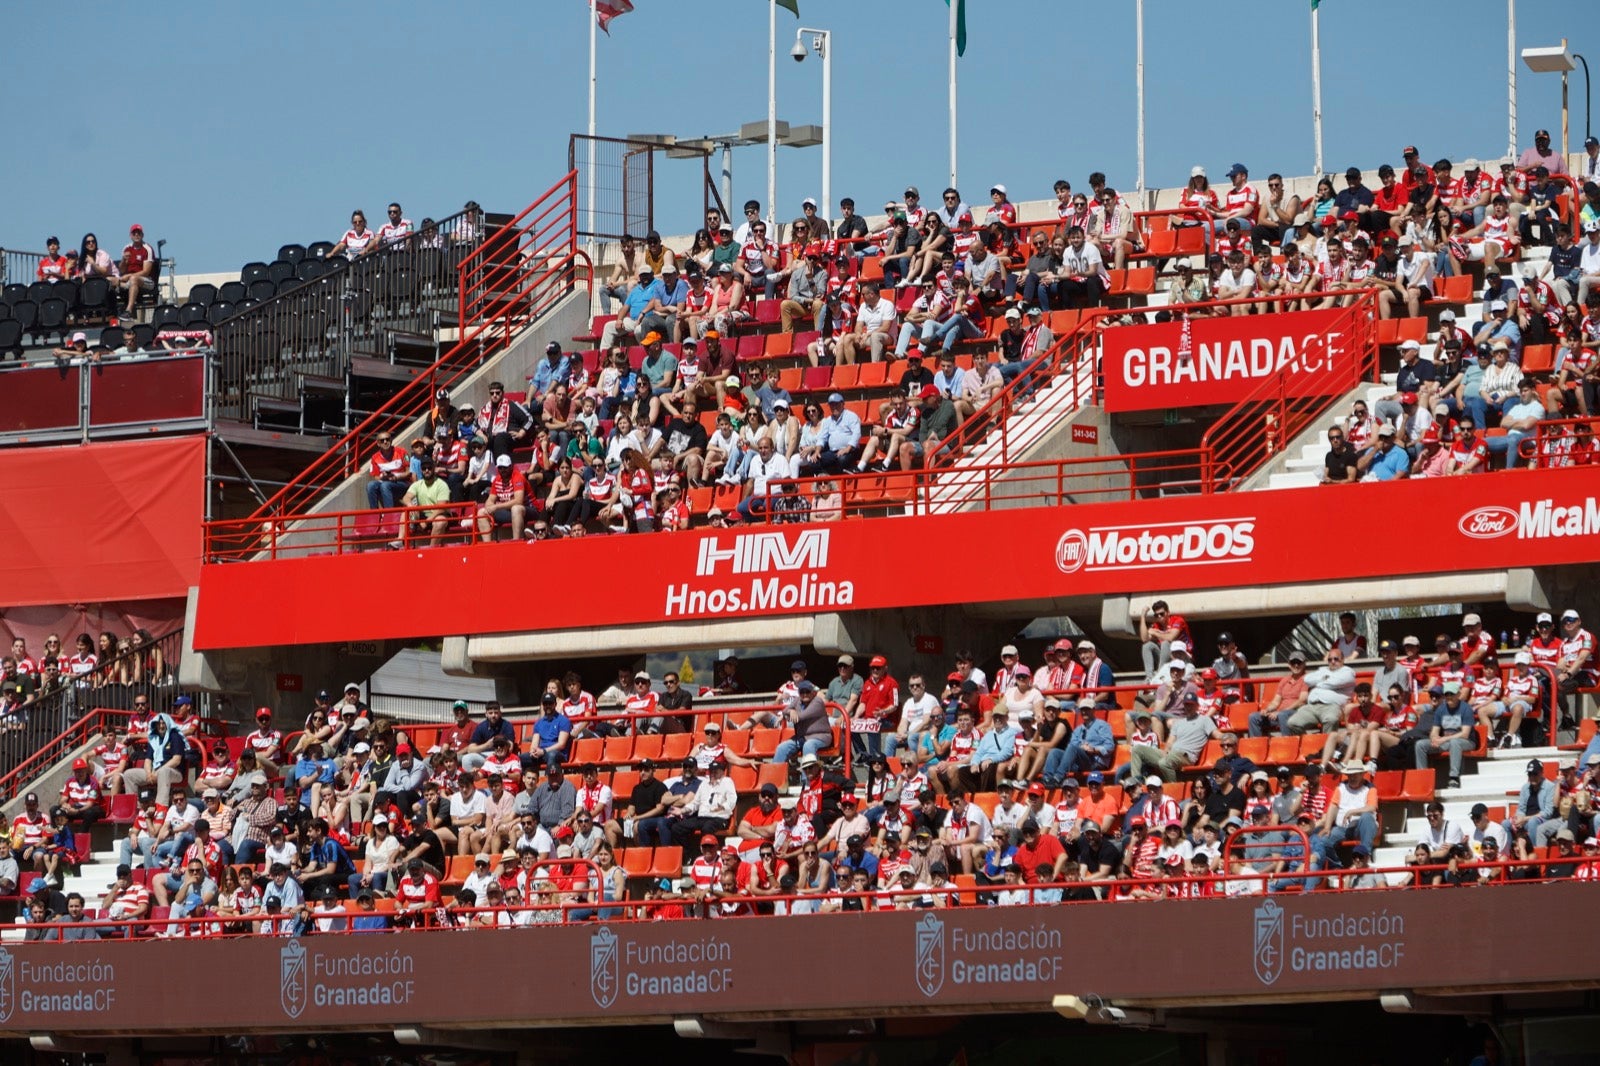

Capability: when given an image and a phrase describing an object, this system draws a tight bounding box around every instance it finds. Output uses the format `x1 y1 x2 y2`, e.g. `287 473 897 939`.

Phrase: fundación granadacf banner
1100 308 1355 413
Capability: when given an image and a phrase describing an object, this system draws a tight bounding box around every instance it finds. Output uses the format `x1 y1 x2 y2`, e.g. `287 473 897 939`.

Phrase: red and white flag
593 0 634 32
1177 312 1192 365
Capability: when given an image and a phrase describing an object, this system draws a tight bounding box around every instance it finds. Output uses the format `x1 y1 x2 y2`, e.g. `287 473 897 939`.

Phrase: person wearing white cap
1309 761 1378 872
1485 652 1540 748
1556 609 1597 737
1374 333 1436 425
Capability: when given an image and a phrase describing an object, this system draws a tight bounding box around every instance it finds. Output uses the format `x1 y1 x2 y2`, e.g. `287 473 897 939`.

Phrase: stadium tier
3 137 1600 1062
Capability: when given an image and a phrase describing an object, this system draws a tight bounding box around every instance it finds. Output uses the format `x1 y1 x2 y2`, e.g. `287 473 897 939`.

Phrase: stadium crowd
8 602 1596 937
356 139 1600 540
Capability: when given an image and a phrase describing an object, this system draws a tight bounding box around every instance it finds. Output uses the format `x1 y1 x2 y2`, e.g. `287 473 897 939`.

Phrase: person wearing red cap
113 224 157 318
1411 425 1450 477
896 384 956 471
244 707 284 778
58 758 105 832
852 655 901 763
779 242 829 333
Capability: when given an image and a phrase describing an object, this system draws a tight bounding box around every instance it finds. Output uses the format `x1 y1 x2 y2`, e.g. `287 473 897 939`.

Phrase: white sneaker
1509 734 1522 748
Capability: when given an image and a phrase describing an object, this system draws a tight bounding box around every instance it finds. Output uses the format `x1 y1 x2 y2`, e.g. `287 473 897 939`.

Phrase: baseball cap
919 384 942 401
1527 759 1545 775
1000 644 1019 657
1514 651 1532 665
1462 613 1482 627
1086 771 1104 784
1226 163 1248 177
870 655 888 667
1562 609 1581 622
72 758 88 770
799 753 820 768
1145 774 1164 787
1341 761 1366 775
1004 307 1021 320
827 391 846 404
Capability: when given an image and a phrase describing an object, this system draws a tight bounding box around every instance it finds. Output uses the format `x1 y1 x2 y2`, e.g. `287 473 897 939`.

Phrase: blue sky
4 1 1589 273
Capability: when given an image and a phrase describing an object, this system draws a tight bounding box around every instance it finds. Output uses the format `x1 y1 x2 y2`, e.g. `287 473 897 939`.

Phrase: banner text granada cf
1100 308 1354 413
194 470 1600 648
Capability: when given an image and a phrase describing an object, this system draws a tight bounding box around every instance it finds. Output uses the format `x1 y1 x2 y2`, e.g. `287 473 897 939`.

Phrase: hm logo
695 529 830 576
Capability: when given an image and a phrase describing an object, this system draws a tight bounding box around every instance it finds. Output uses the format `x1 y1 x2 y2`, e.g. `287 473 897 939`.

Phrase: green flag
776 0 799 16
945 0 967 56
1310 0 1320 8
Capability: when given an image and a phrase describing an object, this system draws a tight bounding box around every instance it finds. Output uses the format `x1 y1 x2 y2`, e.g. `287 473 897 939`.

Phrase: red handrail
1199 289 1380 491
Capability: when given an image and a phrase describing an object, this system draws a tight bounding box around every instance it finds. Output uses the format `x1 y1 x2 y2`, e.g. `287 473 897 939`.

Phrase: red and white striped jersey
107 882 151 917
394 873 440 907
67 652 97 677
60 776 101 805
659 499 689 531
339 228 378 257
1503 672 1540 703
377 218 414 245
246 727 282 760
585 471 617 502
773 816 815 853
10 812 49 847
488 469 528 504
984 201 1017 227
1222 184 1260 221
948 730 977 762
368 447 406 480
1469 674 1503 704
624 690 659 720
1561 629 1596 681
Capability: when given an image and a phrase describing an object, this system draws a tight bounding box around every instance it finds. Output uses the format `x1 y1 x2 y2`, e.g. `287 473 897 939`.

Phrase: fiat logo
1055 529 1089 573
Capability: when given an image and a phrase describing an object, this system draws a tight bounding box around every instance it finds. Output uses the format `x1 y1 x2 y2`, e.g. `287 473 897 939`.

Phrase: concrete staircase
1266 243 1553 491
1371 745 1563 876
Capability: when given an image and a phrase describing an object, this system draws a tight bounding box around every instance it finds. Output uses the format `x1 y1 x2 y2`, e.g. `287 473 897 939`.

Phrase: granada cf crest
590 926 620 1008
0 947 15 1023
914 912 946 997
280 939 308 1018
1253 898 1284 985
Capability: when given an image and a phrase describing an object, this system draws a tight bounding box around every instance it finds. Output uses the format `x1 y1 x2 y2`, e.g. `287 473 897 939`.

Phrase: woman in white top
768 400 801 459
328 210 378 260
1001 666 1045 720
358 816 402 894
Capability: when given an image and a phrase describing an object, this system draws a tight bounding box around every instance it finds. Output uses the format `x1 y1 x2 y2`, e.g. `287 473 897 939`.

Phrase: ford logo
1458 506 1518 539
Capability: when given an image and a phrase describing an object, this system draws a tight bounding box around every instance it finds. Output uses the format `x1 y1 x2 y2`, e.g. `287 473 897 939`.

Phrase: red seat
106 793 139 824
571 737 603 765
661 733 694 761
602 736 634 765
736 334 764 361
647 846 684 879
753 300 782 325
802 366 832 393
778 367 804 392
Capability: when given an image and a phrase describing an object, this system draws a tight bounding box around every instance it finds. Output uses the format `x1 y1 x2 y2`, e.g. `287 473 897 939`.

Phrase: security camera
790 38 808 62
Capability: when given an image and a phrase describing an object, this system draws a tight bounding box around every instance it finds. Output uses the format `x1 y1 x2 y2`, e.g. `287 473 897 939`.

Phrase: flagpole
587 0 597 240
768 0 778 231
948 0 958 188
1507 0 1517 160
1135 0 1146 199
1311 2 1324 176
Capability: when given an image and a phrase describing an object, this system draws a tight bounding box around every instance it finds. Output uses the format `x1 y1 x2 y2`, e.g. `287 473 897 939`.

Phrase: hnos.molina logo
1457 506 1518 540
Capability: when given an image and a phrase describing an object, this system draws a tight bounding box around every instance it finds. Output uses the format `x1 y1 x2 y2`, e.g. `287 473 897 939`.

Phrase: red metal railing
13 855 1586 941
202 173 583 558
1201 289 1380 491
1524 415 1600 467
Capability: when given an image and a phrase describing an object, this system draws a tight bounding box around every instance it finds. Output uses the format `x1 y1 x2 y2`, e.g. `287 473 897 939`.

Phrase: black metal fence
207 205 492 423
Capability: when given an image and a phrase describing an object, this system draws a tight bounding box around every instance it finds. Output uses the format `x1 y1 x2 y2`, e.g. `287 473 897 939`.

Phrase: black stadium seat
277 243 306 265
207 302 235 326
240 262 271 286
27 281 53 304
11 300 37 336
152 304 181 329
36 297 68 342
217 281 247 304
78 277 111 317
99 326 125 351
0 302 10 322
1 283 25 307
179 302 209 328
188 283 218 307
296 257 328 282
306 240 336 260
268 259 296 286
0 319 22 357
130 322 157 349
247 279 277 303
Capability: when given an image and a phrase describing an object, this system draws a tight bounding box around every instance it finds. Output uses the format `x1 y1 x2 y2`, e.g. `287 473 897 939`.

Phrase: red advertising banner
2 436 206 607
195 468 1600 650
1101 308 1354 413
87 356 206 427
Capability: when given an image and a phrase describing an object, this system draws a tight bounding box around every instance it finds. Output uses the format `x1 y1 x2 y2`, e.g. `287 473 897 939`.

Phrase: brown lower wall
0 882 1594 1036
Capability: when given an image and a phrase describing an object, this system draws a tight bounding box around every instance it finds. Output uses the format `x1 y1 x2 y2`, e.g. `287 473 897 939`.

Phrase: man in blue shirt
300 817 354 899
970 708 1020 791
640 262 688 340
600 267 665 349
528 342 570 403
1486 378 1546 468
1357 425 1410 481
798 392 862 475
528 693 572 770
1045 705 1115 785
292 742 336 808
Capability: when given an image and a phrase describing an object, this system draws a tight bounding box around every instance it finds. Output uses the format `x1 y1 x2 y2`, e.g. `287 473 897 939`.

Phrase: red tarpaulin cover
0 436 204 608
